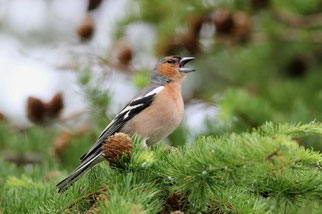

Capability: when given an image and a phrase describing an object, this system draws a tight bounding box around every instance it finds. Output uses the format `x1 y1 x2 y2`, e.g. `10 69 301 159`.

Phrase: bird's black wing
79 85 164 162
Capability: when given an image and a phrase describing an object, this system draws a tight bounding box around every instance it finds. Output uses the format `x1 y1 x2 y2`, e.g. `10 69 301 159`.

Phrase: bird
56 56 196 193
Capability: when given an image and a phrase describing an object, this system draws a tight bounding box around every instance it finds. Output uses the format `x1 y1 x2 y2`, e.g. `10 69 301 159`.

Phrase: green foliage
0 121 321 213
116 0 322 153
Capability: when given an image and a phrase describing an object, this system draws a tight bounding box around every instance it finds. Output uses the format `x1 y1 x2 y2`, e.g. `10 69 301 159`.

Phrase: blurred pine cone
27 97 46 123
46 93 64 118
102 132 133 164
26 93 64 124
77 15 95 40
117 45 133 67
213 9 234 34
87 0 103 11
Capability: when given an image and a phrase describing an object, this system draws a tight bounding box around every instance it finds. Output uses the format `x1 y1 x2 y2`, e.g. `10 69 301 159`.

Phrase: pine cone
46 93 64 118
117 45 133 66
27 93 64 124
102 132 133 164
77 15 95 40
213 9 234 35
87 0 103 11
27 97 46 123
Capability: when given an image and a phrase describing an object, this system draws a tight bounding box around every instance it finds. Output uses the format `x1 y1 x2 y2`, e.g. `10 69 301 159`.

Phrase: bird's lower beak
179 57 196 73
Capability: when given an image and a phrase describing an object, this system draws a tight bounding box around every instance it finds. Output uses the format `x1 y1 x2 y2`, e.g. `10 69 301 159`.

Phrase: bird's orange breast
121 82 184 145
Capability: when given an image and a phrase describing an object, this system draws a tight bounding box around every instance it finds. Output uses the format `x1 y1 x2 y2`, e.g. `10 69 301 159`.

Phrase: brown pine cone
117 45 133 67
213 9 234 35
46 93 64 118
87 0 103 11
77 15 95 40
102 132 133 164
27 97 46 123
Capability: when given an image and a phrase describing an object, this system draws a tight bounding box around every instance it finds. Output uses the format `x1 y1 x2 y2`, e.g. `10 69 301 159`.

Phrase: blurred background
0 0 321 168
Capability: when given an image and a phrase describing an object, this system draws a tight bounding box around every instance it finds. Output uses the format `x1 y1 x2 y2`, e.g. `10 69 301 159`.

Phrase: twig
266 148 280 163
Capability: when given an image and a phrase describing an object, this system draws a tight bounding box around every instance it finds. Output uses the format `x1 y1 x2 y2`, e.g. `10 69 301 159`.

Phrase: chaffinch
57 56 195 193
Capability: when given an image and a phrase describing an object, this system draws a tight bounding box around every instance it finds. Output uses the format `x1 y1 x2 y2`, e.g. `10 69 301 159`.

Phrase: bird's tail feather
56 154 103 193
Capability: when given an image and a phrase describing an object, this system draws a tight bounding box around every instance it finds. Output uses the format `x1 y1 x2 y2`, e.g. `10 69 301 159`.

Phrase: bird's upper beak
179 57 196 73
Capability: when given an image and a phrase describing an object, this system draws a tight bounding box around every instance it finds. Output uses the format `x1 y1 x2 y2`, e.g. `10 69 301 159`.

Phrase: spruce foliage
0 121 321 213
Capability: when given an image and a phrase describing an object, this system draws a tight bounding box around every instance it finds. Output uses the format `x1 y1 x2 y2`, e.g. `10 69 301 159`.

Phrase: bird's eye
167 59 175 64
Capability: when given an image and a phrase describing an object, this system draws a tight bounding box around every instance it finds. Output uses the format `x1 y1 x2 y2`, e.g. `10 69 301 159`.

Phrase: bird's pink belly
121 106 183 145
121 93 184 145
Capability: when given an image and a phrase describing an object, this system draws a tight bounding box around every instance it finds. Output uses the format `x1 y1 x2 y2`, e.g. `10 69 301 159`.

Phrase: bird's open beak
179 57 196 73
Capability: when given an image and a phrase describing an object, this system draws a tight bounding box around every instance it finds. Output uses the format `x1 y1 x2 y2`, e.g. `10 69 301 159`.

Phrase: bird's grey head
150 56 195 85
